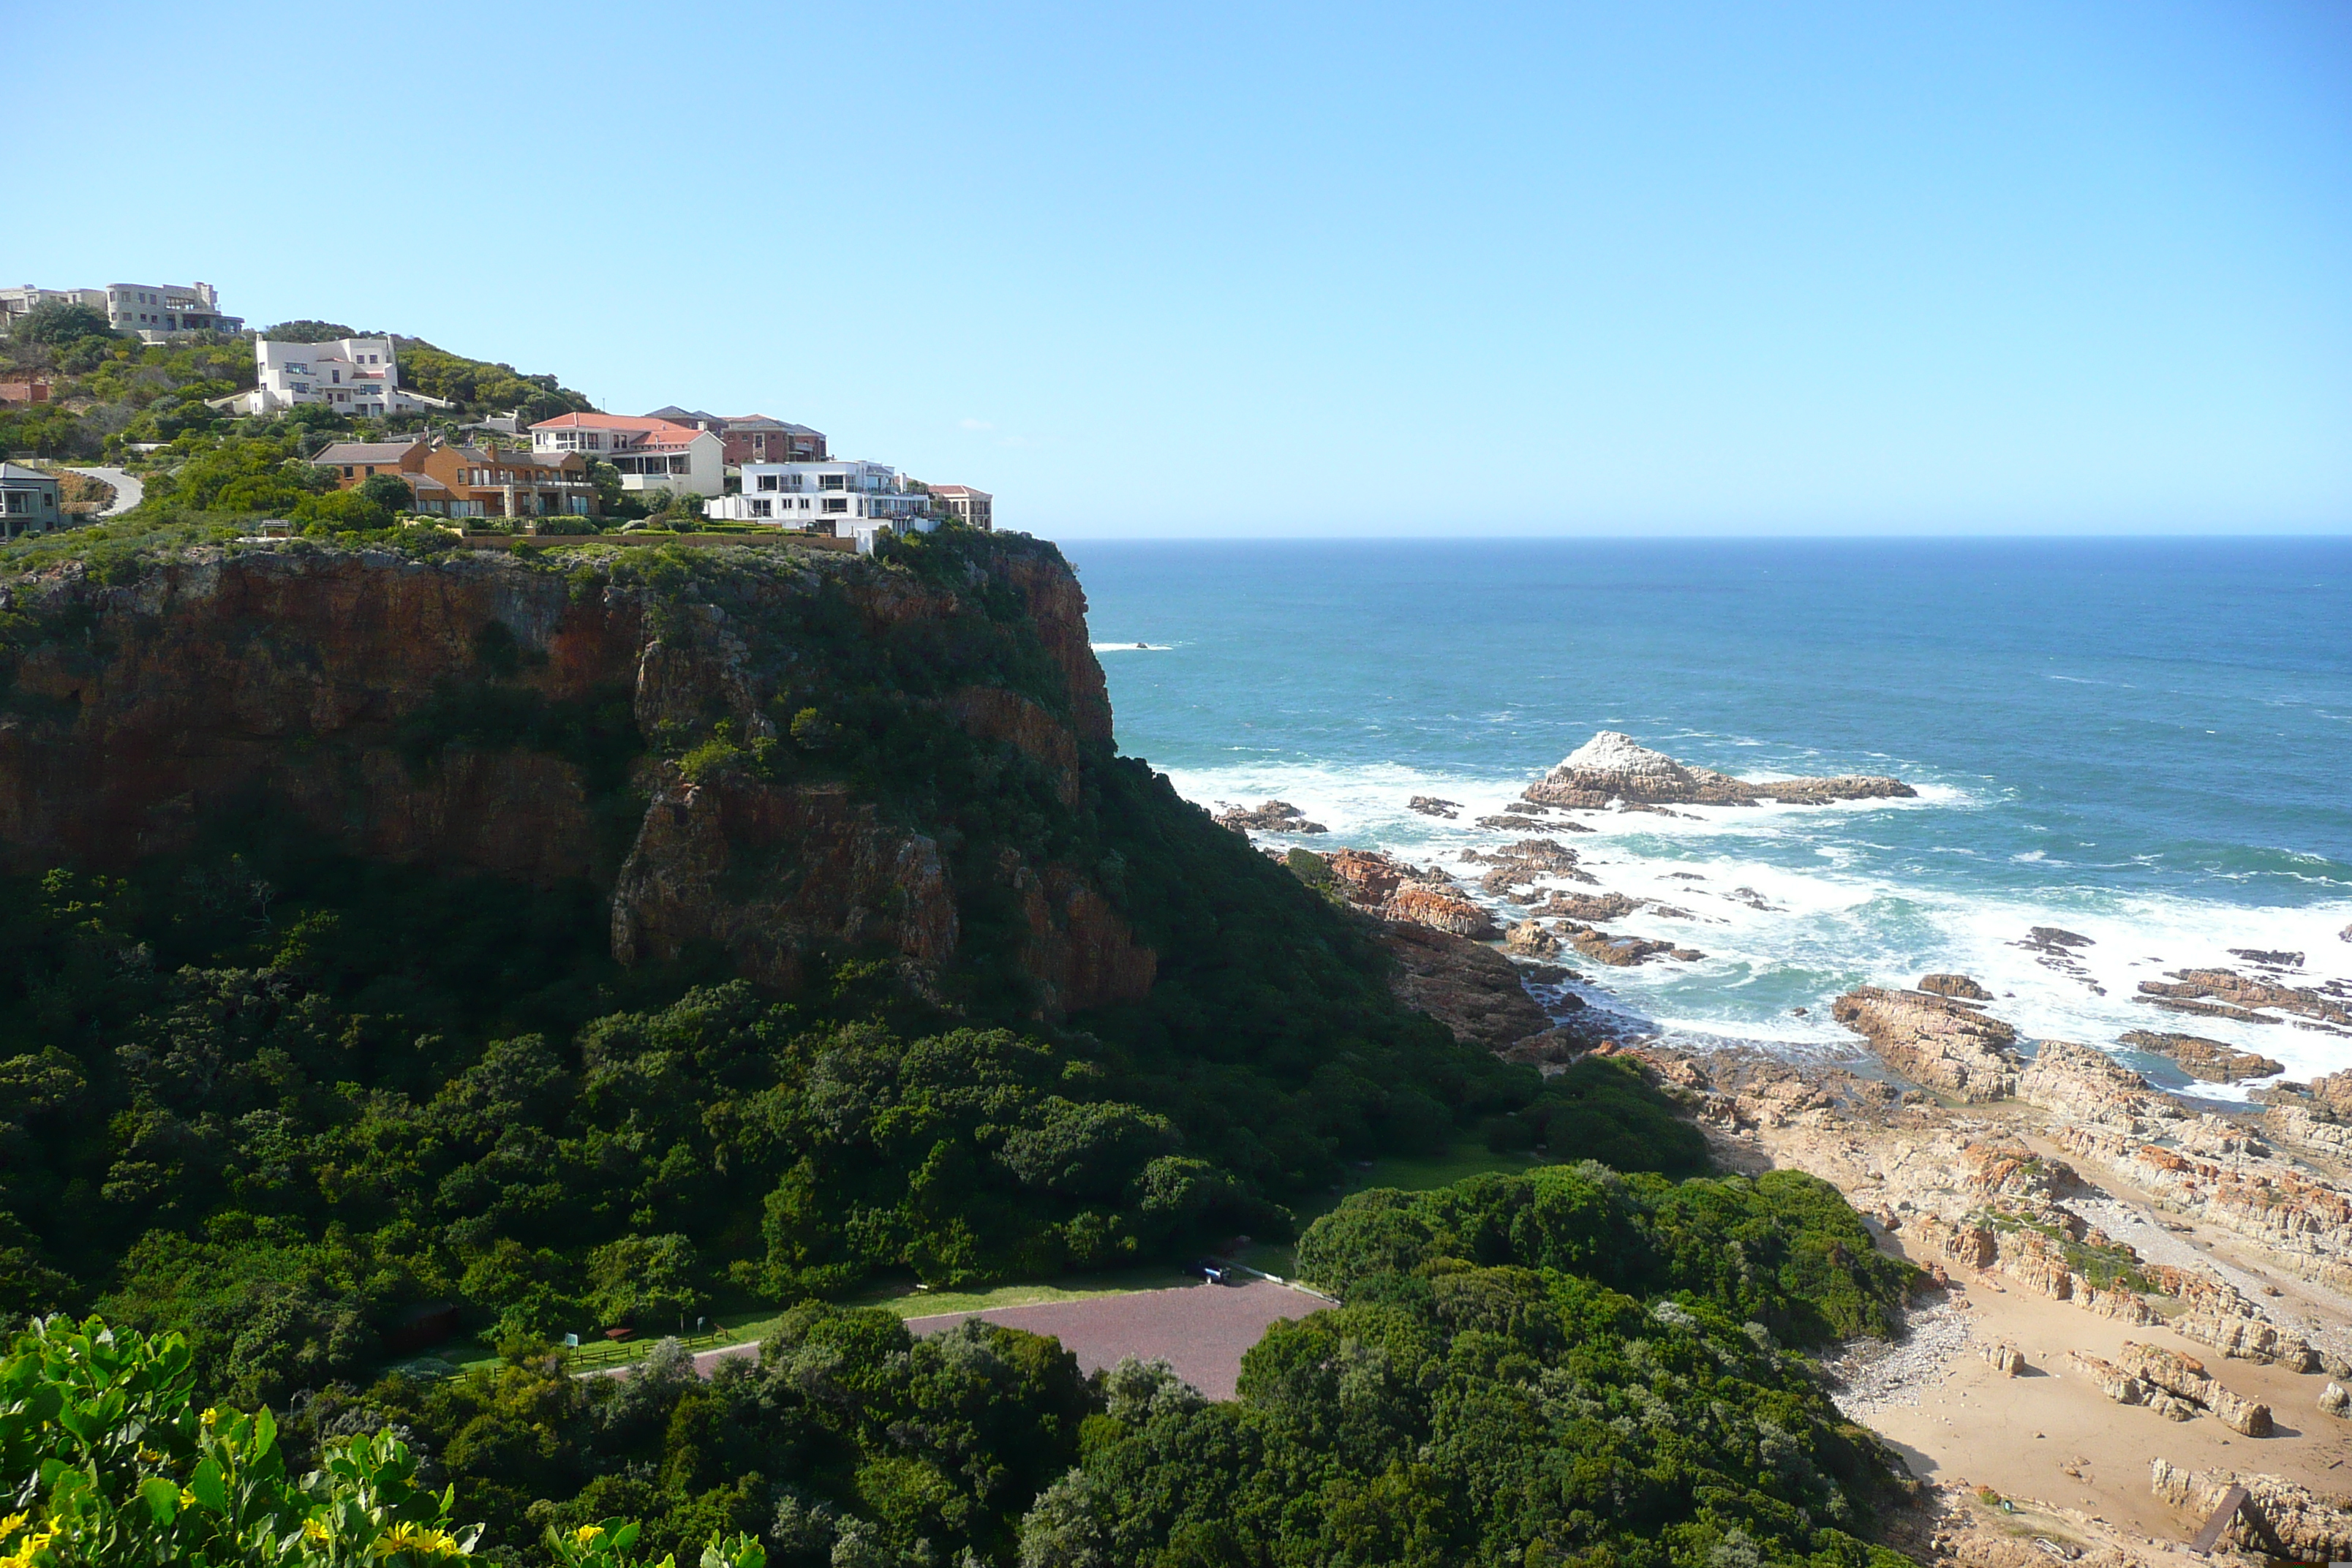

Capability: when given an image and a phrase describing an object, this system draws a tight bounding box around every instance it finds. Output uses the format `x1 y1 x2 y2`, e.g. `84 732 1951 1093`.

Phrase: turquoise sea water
1063 538 2352 1090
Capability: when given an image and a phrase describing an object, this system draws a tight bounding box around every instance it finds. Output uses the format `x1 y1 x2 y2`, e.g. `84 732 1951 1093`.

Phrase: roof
314 441 424 464
929 485 990 498
644 406 724 427
0 462 55 483
725 415 823 436
532 412 696 434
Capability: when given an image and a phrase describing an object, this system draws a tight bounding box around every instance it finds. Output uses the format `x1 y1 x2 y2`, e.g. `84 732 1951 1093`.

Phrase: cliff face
0 536 1153 1014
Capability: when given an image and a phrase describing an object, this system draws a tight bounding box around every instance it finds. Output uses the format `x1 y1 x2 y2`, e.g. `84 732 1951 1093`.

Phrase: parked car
1189 1258 1235 1285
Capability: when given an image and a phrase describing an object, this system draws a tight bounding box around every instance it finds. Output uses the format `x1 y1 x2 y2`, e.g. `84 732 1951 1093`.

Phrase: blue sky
23 1 2351 535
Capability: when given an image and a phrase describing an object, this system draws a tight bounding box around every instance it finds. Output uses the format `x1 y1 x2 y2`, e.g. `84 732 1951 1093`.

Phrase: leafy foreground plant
0 1316 760 1568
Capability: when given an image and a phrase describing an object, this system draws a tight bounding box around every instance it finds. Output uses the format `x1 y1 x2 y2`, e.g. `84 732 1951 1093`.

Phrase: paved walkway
611 1279 1333 1400
59 466 142 516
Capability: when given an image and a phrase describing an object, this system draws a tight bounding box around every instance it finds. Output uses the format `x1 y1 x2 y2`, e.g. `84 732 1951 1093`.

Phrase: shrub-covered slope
0 529 1531 1395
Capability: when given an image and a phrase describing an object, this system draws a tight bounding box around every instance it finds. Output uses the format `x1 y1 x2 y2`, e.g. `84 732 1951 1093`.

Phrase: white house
0 463 64 538
528 412 726 497
229 336 453 418
0 282 242 341
704 460 938 547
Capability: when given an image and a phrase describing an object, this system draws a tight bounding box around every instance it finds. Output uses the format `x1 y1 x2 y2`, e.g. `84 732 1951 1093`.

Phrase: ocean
1061 538 2352 1094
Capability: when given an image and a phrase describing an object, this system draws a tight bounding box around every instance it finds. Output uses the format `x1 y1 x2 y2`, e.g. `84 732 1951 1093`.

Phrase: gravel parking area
906 1278 1330 1400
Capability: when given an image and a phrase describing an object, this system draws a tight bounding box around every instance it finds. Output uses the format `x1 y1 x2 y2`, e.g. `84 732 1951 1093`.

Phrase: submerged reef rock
1520 730 1915 810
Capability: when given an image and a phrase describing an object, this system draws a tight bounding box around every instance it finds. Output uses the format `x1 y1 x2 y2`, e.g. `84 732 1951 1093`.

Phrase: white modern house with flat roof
0 464 64 538
529 413 726 497
223 336 453 418
704 459 937 539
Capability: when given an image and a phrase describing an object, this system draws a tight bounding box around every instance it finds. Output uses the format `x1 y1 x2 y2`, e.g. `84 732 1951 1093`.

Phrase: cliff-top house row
1 281 242 342
312 438 594 520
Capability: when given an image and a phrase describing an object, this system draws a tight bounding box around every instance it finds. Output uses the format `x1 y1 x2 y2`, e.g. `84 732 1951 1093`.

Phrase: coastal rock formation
1978 1339 2027 1376
1831 986 2021 1101
2149 1463 2352 1561
1503 919 1564 959
2138 968 2352 1030
1374 921 1553 1052
1461 837 1598 894
1921 973 1994 1001
1534 891 1640 922
1406 795 1460 819
1214 799 1327 834
2119 1342 2274 1436
2321 1382 2351 1419
2118 1030 2283 1082
1558 923 1700 967
1321 847 1499 939
1519 730 1915 810
0 538 1159 1017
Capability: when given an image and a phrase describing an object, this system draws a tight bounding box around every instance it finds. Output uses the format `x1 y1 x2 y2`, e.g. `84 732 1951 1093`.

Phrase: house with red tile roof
926 485 992 530
529 412 725 497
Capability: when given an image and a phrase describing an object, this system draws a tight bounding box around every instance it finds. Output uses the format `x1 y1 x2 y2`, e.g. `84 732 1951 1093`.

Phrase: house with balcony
927 485 993 530
529 412 725 497
1 282 243 341
226 336 453 418
704 460 937 550
0 464 64 538
312 437 595 519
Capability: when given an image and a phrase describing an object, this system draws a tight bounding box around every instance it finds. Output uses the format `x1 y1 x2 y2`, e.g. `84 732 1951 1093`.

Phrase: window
342 466 354 477
757 473 778 491
668 456 687 475
820 473 846 491
363 466 375 476
799 497 810 509
751 499 772 517
822 497 848 513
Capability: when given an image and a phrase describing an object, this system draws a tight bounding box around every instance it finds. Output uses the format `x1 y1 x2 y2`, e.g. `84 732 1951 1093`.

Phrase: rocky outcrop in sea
1520 730 1915 810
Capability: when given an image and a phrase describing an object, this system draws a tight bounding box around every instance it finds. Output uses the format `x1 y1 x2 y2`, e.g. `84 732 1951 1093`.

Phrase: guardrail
560 1324 742 1373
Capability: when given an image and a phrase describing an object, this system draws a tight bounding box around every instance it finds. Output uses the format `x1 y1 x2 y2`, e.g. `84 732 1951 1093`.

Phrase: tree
13 301 117 347
358 473 415 512
291 489 394 531
262 320 360 344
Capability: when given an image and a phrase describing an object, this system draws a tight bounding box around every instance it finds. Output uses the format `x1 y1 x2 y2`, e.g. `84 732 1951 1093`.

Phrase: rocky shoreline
1206 728 2352 1568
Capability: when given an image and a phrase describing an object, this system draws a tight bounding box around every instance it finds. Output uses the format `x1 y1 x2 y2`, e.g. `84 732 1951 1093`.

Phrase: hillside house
1 282 243 341
927 485 993 529
232 336 454 418
0 463 64 538
644 408 829 466
529 412 725 497
313 437 595 519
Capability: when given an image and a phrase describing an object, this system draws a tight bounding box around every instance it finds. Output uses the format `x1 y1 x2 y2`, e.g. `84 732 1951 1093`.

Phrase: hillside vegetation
0 444 1929 1567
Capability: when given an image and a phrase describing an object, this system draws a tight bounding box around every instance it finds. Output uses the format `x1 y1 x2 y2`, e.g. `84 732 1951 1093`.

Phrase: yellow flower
573 1525 607 1546
178 1489 199 1510
304 1518 333 1542
0 1516 26 1543
199 1407 221 1428
0 1525 57 1568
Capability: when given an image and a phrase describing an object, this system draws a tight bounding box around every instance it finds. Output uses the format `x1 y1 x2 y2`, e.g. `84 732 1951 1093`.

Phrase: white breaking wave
1161 759 2352 1096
